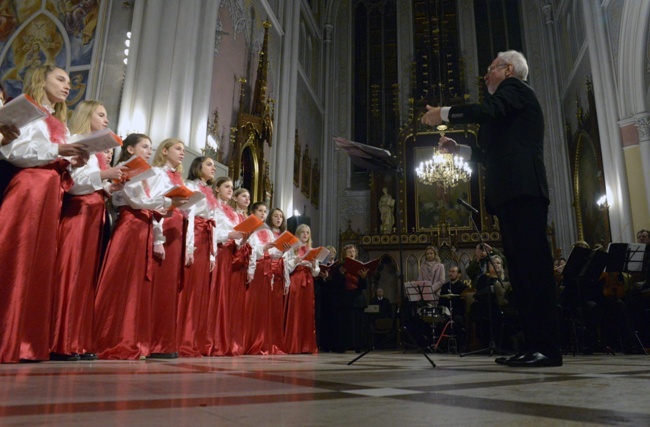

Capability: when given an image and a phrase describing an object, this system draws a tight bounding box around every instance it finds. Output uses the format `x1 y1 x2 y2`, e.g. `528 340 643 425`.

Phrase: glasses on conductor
486 63 509 74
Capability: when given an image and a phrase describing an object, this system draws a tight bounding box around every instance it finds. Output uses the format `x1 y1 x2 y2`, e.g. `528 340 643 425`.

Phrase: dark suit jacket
448 77 549 214
369 297 392 318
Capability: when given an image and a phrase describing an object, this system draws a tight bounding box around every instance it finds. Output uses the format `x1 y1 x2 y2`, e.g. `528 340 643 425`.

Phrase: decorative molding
324 23 333 44
635 114 650 140
214 19 224 56
221 0 252 44
605 0 624 74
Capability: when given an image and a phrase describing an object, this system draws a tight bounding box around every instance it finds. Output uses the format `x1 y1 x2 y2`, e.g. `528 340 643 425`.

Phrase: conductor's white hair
498 50 528 80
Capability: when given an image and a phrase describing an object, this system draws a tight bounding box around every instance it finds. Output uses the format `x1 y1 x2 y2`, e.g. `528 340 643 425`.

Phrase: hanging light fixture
415 149 472 188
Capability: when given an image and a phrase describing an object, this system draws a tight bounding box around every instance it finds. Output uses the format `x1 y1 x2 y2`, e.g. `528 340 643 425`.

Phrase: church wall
209 7 249 163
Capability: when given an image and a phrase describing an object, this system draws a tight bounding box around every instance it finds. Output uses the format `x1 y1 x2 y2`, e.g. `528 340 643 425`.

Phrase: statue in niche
379 187 395 234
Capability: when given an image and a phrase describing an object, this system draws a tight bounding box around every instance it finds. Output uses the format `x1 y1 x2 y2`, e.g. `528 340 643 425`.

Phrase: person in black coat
329 244 368 353
369 288 392 319
422 50 561 367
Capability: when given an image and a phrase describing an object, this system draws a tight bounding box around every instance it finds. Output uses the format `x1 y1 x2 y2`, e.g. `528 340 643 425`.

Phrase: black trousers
494 195 561 358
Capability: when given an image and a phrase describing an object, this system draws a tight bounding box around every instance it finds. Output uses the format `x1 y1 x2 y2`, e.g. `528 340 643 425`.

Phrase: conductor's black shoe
495 353 525 365
50 352 81 362
505 352 562 367
79 353 98 361
147 352 179 359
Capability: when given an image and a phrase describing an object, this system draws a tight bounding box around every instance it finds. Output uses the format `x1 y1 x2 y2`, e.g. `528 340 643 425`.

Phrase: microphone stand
457 199 507 357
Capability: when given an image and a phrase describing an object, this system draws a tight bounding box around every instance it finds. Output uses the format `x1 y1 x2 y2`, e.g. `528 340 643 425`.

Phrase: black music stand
606 243 647 274
605 243 648 355
335 137 435 368
400 281 439 364
404 280 436 304
561 246 608 354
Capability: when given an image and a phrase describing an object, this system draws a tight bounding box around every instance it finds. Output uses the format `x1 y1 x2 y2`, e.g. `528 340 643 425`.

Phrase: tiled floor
1 351 649 426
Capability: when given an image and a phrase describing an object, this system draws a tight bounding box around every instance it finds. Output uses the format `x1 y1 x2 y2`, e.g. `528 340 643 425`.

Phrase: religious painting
311 160 319 208
301 145 311 198
293 129 300 187
0 1 103 102
574 132 608 244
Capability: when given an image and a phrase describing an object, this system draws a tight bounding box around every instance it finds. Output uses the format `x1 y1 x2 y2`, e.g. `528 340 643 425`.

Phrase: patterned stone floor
1 350 649 426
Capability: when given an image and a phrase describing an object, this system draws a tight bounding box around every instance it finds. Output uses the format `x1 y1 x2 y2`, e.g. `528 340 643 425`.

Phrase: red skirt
244 256 286 355
212 243 250 356
284 265 318 354
0 164 68 362
93 207 155 360
51 191 106 356
177 217 213 357
150 209 185 355
203 241 235 356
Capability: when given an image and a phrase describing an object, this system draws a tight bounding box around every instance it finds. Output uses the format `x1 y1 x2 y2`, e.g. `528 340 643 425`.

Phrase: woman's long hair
265 207 286 233
117 133 150 163
152 138 184 173
68 100 103 135
24 64 68 122
187 156 214 185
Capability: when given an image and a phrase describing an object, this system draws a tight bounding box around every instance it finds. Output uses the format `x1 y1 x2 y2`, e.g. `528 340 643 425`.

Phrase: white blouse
0 117 68 168
68 155 105 196
185 179 217 260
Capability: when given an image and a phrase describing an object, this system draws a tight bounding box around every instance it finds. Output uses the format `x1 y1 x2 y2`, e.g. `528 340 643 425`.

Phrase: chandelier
415 150 472 188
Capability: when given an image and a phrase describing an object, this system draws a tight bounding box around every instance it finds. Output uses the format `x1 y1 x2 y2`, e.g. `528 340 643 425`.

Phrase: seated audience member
369 288 392 319
437 266 470 348
466 243 504 288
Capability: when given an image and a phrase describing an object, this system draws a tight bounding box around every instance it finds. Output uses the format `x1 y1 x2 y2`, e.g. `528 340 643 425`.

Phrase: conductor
421 50 561 367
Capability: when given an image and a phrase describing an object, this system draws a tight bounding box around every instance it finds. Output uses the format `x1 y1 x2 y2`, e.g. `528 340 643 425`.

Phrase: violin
601 271 626 299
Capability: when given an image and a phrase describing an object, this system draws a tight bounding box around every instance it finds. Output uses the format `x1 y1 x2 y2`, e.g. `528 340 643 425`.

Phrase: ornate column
520 1 577 253
270 0 301 214
581 0 633 242
319 22 337 245
117 0 220 150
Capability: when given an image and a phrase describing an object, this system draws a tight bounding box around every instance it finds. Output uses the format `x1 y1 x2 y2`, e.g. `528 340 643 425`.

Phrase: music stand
335 137 435 368
399 281 439 365
561 246 608 354
606 243 647 274
605 243 648 355
404 280 436 304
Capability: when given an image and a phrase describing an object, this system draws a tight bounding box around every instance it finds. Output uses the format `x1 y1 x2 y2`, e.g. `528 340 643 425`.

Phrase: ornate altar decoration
229 21 275 204
357 0 496 253
301 146 311 197
311 161 320 208
293 129 300 187
565 79 609 245
203 110 224 163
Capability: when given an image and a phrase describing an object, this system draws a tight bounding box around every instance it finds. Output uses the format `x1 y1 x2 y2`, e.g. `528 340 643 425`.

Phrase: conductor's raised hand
438 136 459 154
421 105 442 127
359 268 369 279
